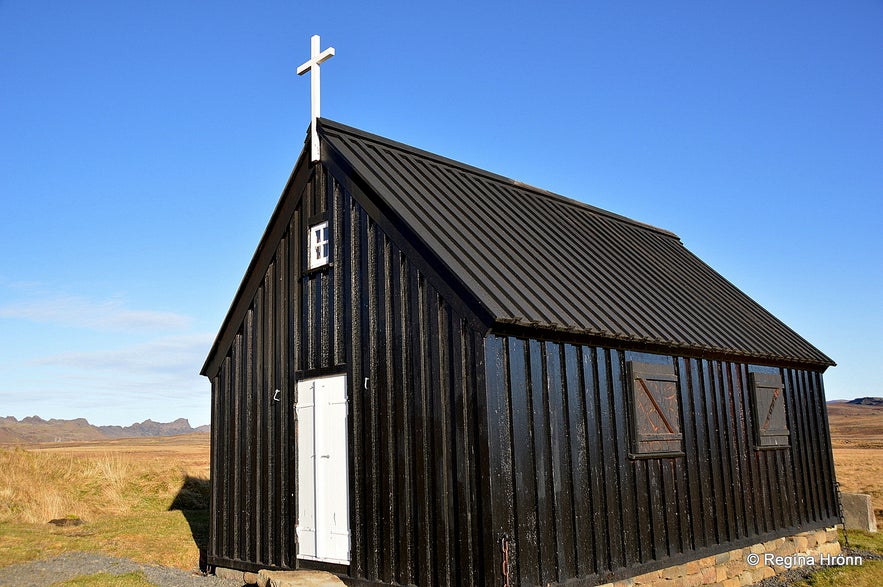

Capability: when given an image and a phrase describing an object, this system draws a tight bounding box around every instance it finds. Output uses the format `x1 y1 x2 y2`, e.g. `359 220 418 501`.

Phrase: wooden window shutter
628 361 683 458
750 372 790 449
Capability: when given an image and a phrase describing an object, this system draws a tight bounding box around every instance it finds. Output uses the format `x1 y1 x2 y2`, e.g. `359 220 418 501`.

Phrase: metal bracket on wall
273 389 281 402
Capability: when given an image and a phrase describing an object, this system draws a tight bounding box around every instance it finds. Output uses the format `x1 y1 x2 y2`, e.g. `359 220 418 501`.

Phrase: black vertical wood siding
207 158 836 586
208 168 487 582
484 336 838 586
337 174 486 586
209 236 296 571
208 169 312 572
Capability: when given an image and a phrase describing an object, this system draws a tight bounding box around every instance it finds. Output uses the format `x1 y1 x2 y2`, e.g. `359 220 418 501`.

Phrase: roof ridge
317 118 679 240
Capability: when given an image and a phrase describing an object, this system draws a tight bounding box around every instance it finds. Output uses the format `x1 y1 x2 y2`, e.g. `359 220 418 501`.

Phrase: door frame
294 372 351 565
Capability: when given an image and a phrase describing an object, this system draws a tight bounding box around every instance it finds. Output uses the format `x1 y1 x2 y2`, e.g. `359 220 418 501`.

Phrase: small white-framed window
308 221 330 269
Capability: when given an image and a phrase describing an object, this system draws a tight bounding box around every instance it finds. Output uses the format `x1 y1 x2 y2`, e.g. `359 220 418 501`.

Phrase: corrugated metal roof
319 119 834 368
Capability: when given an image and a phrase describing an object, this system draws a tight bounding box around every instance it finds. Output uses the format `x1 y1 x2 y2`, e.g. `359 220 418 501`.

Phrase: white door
295 375 350 564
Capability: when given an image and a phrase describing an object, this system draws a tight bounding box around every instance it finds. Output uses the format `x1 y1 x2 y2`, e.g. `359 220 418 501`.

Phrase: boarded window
628 361 683 458
750 372 790 449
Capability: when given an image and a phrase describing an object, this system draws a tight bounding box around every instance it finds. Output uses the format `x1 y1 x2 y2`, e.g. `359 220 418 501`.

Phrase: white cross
297 35 335 162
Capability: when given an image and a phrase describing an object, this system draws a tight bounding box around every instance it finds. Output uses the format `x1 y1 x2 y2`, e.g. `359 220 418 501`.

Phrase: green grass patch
790 529 883 587
0 510 206 570
50 571 156 586
842 528 883 553
793 561 883 587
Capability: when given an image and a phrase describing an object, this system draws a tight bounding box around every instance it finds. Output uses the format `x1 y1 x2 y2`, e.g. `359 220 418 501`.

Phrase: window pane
308 221 330 269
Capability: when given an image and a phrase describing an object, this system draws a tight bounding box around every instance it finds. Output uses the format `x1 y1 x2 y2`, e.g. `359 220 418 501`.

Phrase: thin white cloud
33 333 213 374
0 283 211 424
0 295 191 331
1 333 215 425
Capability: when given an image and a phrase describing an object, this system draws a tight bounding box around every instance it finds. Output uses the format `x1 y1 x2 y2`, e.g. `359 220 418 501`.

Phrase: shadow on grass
169 475 210 573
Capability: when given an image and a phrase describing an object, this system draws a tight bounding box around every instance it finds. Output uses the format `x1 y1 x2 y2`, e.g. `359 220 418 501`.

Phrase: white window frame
308 221 330 269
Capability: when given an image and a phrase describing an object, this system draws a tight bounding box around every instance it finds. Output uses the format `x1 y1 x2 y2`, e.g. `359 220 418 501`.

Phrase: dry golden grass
827 402 883 525
2 411 880 583
24 432 211 462
0 435 209 524
827 402 883 449
0 450 132 523
831 448 883 517
0 434 210 570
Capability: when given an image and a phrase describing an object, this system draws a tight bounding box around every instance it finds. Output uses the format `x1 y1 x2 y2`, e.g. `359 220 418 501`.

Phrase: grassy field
827 401 883 526
0 434 210 571
52 572 156 587
826 402 883 447
793 530 883 587
810 402 883 586
1 405 881 586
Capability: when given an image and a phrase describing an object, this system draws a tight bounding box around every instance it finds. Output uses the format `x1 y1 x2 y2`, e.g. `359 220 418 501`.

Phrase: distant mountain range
845 397 883 406
0 415 210 444
3 397 878 445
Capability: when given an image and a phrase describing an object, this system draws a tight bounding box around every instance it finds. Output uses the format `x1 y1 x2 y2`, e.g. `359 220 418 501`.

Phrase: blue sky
1 1 880 426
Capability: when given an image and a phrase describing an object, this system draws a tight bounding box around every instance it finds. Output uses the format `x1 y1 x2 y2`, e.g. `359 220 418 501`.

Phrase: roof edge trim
492 318 836 370
201 130 312 377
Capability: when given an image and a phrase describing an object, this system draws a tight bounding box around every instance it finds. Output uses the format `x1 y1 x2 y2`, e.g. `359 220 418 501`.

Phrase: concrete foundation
841 492 878 533
257 569 346 587
215 527 843 587
599 527 842 587
214 566 260 584
213 566 344 586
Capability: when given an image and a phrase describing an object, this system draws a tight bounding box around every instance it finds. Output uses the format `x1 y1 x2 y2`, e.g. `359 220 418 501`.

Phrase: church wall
329 172 488 586
207 188 303 573
207 166 490 583
482 335 839 586
205 156 838 586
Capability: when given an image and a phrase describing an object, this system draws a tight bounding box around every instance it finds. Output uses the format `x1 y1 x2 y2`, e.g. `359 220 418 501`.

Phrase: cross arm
297 47 336 75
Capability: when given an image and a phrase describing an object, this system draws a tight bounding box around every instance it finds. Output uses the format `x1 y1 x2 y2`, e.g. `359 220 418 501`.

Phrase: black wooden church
201 117 839 585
